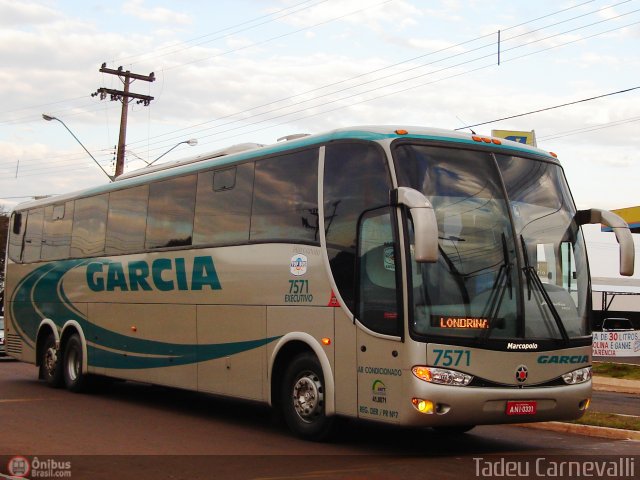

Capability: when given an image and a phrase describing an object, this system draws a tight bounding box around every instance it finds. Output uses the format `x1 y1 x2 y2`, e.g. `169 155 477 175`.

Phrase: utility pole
92 63 155 178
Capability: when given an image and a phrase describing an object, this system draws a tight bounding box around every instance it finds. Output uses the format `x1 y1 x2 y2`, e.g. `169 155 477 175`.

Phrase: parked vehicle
602 317 634 332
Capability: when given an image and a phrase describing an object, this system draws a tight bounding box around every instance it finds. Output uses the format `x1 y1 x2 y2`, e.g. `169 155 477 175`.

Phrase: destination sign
431 315 491 329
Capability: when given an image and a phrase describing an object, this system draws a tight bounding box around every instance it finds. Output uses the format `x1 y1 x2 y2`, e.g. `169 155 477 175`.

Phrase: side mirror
392 187 438 262
576 208 635 276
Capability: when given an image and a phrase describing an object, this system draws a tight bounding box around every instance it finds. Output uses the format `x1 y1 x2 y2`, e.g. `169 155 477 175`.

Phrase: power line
3 15 637 178
124 1 639 150
130 13 640 152
2 2 637 177
114 0 330 65
539 115 640 141
0 0 619 130
161 0 394 72
455 87 640 131
172 19 640 151
0 0 387 126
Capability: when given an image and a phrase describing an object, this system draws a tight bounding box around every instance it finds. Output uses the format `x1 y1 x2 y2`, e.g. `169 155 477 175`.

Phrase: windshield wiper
520 236 569 342
480 233 511 341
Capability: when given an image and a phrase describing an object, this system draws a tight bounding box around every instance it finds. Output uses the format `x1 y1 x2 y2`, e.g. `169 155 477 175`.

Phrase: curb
514 421 640 441
592 376 640 394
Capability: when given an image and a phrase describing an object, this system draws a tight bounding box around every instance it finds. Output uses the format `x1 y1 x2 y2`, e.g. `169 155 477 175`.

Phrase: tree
0 204 9 291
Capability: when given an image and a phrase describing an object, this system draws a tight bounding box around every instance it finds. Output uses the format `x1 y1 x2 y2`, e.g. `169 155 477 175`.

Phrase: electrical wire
455 87 640 131
2 1 638 177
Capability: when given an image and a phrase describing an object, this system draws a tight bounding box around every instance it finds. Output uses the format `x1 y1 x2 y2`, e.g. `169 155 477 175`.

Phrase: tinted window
23 208 44 263
71 194 108 257
194 164 254 246
323 142 391 311
146 175 196 249
42 201 74 260
357 208 402 336
8 212 26 263
106 186 149 254
250 149 319 243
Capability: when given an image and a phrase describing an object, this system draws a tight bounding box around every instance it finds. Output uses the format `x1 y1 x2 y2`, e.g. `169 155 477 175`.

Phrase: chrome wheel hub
292 371 324 423
66 347 80 382
45 347 58 376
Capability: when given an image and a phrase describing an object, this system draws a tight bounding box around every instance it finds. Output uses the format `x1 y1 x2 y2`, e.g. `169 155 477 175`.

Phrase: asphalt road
1 358 638 480
591 390 640 416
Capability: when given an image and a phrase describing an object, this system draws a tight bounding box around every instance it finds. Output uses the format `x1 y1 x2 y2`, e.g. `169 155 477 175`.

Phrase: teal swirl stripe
10 259 279 369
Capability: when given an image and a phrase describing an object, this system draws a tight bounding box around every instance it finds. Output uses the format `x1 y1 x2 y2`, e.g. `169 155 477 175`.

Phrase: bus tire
281 353 334 441
63 333 89 393
39 332 63 388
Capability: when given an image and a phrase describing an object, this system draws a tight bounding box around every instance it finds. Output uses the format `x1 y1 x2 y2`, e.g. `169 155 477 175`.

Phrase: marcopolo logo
507 342 538 350
87 256 221 292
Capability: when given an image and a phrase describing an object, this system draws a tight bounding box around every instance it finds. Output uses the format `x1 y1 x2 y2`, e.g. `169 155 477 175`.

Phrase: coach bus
3 126 634 440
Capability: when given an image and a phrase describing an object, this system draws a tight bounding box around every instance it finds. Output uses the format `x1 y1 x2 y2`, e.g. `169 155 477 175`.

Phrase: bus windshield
394 143 589 342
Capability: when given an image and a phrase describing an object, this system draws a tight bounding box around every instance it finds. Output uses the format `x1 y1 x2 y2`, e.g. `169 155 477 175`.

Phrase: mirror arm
576 208 635 276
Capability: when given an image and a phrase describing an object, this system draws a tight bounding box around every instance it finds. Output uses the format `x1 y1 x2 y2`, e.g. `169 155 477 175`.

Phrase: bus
3 126 635 440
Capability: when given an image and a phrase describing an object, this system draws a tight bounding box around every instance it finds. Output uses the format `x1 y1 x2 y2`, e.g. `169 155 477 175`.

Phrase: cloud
123 0 192 25
0 0 62 26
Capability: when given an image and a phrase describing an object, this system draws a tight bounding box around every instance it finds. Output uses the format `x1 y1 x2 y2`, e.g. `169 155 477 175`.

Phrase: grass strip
570 411 640 431
592 362 640 380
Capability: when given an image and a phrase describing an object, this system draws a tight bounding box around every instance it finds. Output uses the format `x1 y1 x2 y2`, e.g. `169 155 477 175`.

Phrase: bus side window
250 149 319 244
105 185 149 255
213 167 237 191
356 208 402 337
146 175 197 249
71 194 108 258
42 202 73 260
23 208 44 263
194 163 253 246
8 211 25 263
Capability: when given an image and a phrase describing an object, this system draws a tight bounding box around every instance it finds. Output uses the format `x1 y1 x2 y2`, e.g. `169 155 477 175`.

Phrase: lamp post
146 139 198 168
42 114 115 182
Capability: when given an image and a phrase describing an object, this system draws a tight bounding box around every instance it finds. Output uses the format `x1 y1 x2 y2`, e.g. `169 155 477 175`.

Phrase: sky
0 0 638 280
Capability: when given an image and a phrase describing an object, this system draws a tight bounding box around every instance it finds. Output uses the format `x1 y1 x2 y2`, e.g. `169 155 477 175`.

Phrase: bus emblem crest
515 365 528 383
290 254 308 276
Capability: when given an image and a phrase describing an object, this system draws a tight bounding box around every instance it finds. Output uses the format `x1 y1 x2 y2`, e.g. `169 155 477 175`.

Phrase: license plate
506 401 537 416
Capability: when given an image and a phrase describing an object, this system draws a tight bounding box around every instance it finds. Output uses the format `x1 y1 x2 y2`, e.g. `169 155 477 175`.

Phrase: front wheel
39 332 63 387
281 353 334 441
63 333 90 393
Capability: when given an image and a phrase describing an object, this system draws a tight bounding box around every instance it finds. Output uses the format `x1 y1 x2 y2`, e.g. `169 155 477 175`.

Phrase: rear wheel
39 332 63 387
63 333 90 393
281 353 334 441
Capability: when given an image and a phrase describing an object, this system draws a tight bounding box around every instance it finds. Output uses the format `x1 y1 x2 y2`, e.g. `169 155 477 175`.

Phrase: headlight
412 366 473 386
562 366 592 385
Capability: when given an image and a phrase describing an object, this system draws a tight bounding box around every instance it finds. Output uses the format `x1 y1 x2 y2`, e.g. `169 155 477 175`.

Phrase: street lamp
146 139 198 167
42 114 115 182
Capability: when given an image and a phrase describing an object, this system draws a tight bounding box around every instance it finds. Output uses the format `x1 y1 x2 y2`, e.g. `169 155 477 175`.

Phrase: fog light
412 398 434 414
579 398 591 411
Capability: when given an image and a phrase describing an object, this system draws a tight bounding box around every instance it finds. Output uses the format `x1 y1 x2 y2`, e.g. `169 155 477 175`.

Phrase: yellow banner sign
491 129 537 147
603 206 640 232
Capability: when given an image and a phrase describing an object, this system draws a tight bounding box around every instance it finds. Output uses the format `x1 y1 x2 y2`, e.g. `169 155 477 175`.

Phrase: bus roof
13 125 558 211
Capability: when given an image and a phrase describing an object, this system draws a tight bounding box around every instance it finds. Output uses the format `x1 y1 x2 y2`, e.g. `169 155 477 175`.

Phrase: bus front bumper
401 380 592 427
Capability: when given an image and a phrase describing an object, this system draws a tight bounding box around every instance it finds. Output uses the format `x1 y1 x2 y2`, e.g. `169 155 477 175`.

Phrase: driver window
357 207 401 336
